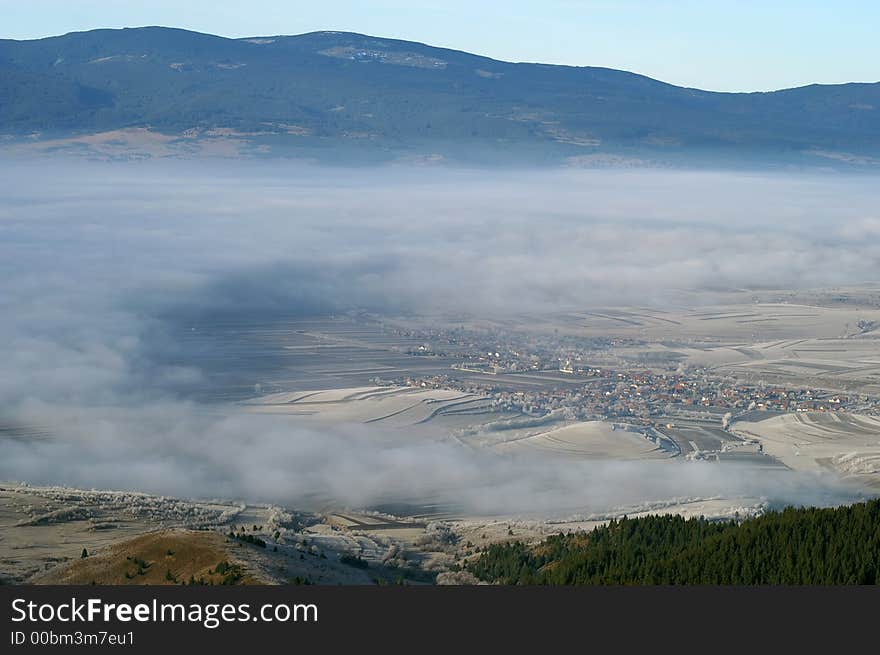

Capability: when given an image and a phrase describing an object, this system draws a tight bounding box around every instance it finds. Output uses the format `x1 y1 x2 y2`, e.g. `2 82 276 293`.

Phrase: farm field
244 386 498 429
732 412 880 483
491 421 669 459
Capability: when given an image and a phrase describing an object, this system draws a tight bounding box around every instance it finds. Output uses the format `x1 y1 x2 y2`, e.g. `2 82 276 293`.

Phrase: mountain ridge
1 26 878 166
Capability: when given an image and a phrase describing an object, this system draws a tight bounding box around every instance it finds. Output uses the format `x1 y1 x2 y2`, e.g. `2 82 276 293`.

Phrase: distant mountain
1 27 879 166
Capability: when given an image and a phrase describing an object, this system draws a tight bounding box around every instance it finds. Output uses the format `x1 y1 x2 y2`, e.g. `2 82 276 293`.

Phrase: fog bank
1 161 878 512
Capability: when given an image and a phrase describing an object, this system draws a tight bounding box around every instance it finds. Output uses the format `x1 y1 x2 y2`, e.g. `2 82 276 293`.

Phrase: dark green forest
468 499 880 584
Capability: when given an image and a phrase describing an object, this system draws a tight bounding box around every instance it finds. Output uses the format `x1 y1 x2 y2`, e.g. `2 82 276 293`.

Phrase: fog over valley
1 161 877 519
0 160 880 579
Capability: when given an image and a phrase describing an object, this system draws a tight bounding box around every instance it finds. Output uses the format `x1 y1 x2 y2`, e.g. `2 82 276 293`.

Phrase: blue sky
2 1 877 92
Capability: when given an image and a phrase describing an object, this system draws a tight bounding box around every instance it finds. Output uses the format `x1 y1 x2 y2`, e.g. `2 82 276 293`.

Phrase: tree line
467 499 880 585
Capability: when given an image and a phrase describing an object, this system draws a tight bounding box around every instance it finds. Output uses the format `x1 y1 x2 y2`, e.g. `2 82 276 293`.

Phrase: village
383 322 880 429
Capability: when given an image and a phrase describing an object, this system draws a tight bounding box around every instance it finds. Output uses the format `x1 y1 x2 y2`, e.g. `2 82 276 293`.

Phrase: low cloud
3 401 859 515
1 160 878 513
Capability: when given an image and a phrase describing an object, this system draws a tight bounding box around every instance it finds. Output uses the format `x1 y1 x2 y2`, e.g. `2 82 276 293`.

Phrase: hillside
1 27 879 165
30 530 263 585
468 500 880 584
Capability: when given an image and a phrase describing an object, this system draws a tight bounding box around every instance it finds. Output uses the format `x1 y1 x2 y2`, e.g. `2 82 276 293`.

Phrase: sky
1 1 877 92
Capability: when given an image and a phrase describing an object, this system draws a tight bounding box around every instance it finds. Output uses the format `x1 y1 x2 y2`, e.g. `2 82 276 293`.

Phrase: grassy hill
31 530 261 585
1 27 879 165
468 499 880 584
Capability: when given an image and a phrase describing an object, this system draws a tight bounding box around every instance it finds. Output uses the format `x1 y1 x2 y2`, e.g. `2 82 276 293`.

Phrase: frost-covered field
0 482 476 584
490 421 670 459
0 482 263 582
244 387 671 460
732 413 880 481
244 386 495 428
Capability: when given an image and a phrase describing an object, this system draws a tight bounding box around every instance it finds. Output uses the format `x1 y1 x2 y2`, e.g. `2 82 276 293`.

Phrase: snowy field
243 386 495 428
732 412 880 482
491 421 670 459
